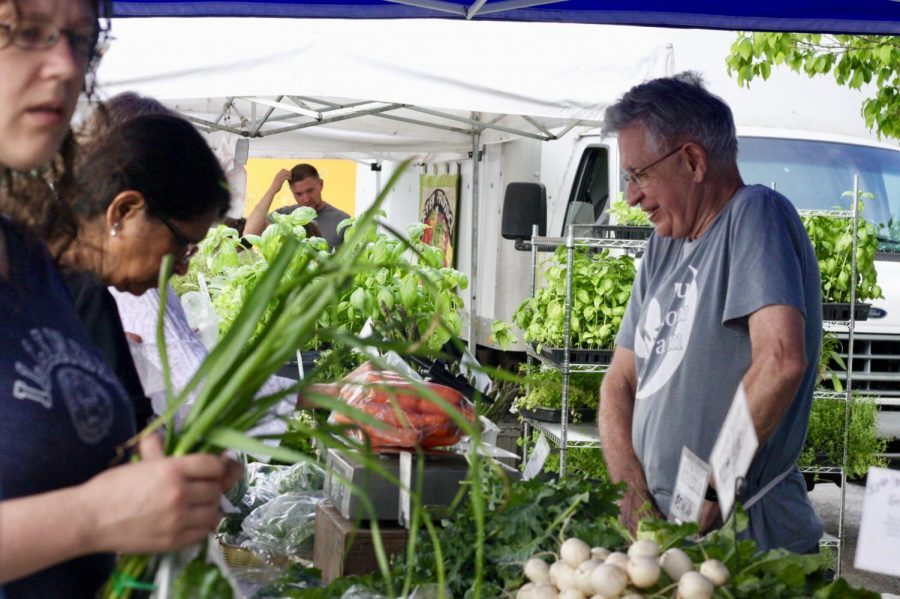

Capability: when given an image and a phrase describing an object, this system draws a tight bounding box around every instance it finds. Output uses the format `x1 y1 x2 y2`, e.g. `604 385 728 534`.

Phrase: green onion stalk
101 164 455 598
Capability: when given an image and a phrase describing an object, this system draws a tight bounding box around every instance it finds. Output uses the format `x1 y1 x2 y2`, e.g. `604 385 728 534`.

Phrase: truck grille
827 333 900 402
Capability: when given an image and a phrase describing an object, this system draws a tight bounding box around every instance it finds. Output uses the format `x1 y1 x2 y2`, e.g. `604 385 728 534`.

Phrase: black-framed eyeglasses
0 20 102 66
623 144 687 188
156 213 201 263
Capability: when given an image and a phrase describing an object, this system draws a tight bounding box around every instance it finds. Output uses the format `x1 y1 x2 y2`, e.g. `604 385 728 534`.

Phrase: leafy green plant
512 247 635 349
395 471 624 598
608 197 652 226
521 430 607 480
818 331 847 391
180 213 468 355
321 220 468 354
800 393 888 478
512 363 601 418
801 205 883 303
652 509 879 598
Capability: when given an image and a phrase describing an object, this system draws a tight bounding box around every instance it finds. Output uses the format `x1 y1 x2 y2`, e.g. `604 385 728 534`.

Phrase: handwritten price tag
670 446 712 524
709 383 758 519
855 467 900 576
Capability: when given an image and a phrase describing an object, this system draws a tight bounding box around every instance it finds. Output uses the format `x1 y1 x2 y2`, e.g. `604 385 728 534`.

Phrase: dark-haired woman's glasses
156 214 201 263
0 20 100 66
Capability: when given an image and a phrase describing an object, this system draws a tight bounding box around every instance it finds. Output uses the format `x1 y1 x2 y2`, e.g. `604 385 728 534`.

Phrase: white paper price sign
399 451 413 528
709 383 758 519
670 447 712 524
523 433 551 481
854 467 900 576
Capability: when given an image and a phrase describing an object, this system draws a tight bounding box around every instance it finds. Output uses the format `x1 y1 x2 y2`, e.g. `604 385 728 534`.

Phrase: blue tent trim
111 1 900 34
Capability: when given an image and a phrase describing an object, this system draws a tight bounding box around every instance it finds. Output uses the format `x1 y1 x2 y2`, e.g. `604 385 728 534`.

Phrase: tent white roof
95 19 676 159
95 18 887 161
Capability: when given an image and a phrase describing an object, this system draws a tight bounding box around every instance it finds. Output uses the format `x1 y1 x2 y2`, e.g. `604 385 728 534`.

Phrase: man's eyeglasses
623 144 687 188
0 20 102 65
156 213 201 263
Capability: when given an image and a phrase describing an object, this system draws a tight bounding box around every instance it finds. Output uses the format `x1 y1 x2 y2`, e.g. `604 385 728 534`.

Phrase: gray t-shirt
275 202 350 249
616 185 823 552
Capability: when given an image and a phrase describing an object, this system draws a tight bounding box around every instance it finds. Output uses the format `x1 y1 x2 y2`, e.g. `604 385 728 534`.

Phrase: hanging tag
670 446 711 524
854 467 900 576
399 451 413 528
523 433 551 481
709 383 758 519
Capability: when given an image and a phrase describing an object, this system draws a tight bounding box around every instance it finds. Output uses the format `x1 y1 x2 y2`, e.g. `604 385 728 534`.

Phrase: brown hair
79 92 173 144
290 163 321 183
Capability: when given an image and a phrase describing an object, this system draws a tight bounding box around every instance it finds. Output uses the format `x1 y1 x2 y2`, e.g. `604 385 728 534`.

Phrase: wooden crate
313 501 408 583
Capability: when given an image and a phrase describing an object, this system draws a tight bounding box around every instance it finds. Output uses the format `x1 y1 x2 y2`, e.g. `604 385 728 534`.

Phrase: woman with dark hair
65 113 230 289
60 113 230 428
0 1 240 596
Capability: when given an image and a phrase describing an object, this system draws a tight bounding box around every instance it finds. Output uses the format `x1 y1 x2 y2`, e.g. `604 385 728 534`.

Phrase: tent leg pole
468 117 481 355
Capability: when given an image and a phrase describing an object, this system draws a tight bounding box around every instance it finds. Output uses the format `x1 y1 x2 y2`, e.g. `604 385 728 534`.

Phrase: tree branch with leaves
726 33 899 139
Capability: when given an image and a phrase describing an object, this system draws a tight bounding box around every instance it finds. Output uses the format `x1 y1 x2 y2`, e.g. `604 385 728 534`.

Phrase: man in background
244 163 350 248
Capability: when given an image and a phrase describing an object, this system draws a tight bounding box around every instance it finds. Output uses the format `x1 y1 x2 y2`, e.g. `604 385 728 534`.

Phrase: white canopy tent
95 19 678 159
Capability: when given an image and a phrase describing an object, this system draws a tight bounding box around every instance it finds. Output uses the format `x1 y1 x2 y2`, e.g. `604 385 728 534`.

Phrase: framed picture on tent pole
419 173 460 268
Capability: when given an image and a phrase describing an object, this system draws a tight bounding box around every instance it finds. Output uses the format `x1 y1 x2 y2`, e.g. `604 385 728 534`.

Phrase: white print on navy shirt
13 327 119 444
635 266 699 400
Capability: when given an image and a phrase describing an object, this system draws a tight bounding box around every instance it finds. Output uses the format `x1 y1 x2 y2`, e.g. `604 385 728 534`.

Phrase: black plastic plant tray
520 407 597 423
821 302 870 322
596 225 654 240
276 350 322 380
539 346 614 365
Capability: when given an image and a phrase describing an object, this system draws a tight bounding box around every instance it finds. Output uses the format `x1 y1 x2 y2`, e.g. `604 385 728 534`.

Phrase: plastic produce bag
240 462 326 513
240 492 325 560
181 274 219 350
327 362 477 451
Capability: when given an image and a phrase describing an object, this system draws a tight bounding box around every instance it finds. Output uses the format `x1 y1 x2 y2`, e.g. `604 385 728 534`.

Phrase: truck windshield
738 137 900 252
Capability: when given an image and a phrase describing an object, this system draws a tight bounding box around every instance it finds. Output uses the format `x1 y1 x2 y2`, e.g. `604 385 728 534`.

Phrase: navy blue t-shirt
0 218 135 598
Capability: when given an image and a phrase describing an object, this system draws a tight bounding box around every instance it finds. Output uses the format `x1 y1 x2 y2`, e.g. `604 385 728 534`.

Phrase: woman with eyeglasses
0 1 240 596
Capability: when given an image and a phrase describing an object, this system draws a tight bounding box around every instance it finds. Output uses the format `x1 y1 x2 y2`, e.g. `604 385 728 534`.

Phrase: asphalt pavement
809 480 900 594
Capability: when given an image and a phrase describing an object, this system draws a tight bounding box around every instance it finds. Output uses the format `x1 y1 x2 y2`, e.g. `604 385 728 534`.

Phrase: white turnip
604 551 628 569
677 571 714 599
560 538 592 568
591 547 611 561
551 561 578 591
559 590 586 599
699 559 729 587
574 559 602 595
516 582 536 598
518 583 559 599
626 556 661 589
590 564 628 598
627 539 659 559
659 548 693 582
524 557 551 584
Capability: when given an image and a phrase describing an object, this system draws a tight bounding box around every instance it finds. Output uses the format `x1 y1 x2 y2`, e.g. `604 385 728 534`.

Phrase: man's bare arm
244 169 290 237
600 346 661 531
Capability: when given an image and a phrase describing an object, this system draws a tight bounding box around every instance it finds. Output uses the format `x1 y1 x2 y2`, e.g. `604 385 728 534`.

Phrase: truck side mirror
502 182 546 250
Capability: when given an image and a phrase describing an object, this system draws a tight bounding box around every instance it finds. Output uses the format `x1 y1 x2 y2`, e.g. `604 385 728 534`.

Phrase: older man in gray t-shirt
599 73 823 553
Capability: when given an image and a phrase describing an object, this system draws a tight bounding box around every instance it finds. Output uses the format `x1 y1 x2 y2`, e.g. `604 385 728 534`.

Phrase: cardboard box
324 449 469 522
313 501 408 583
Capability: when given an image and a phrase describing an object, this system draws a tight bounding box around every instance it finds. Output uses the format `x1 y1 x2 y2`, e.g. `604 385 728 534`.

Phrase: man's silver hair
602 71 738 166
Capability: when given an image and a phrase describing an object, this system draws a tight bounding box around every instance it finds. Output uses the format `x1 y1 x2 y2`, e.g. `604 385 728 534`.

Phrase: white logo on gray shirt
636 266 699 399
